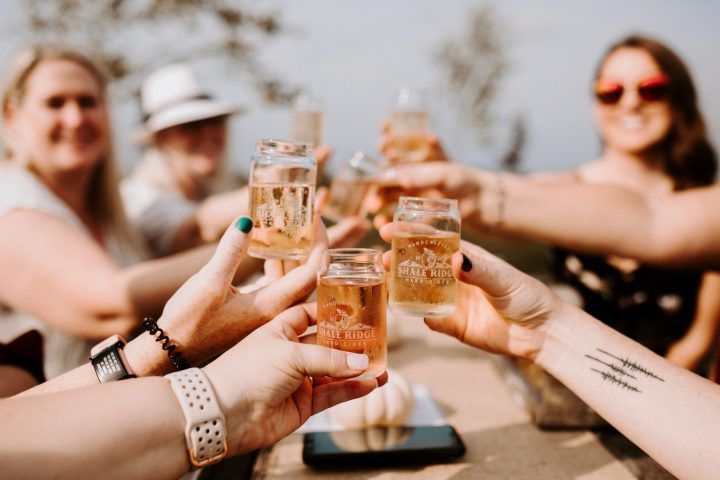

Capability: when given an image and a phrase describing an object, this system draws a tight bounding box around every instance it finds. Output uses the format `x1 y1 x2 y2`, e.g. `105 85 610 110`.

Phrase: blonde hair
2 45 147 258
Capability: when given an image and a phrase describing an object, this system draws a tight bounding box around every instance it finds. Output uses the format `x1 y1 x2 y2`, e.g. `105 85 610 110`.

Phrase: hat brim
134 99 243 143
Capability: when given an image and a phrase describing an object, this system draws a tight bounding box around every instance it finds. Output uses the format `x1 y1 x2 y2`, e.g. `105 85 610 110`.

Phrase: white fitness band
165 368 228 469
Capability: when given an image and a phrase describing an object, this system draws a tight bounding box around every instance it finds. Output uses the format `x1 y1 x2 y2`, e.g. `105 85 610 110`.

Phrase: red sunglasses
594 75 670 105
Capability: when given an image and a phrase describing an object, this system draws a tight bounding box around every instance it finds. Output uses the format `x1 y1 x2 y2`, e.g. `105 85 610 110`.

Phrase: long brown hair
1 45 146 257
595 35 717 190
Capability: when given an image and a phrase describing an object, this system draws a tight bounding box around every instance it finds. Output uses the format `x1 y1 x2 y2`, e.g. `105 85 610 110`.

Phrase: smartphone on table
302 425 466 468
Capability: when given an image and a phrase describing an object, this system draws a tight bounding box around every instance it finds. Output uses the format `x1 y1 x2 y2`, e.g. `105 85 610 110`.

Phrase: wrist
533 302 591 374
124 331 168 377
477 171 506 229
165 368 229 469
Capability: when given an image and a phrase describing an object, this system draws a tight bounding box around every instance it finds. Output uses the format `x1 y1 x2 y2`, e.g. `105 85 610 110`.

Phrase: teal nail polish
236 217 253 233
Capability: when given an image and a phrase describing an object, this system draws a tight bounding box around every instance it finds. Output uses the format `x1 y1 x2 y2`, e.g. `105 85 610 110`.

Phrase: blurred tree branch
435 6 508 146
501 115 527 173
22 0 300 104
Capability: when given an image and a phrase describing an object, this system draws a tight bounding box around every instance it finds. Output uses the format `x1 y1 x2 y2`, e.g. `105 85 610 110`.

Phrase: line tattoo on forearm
586 348 665 392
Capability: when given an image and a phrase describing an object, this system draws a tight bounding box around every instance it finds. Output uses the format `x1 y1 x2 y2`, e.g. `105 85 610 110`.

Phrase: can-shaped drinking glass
317 248 387 379
323 151 381 223
390 197 461 317
248 140 316 260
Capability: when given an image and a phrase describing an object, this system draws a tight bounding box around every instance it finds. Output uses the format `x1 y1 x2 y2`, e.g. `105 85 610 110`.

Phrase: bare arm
0 210 213 340
18 216 328 397
0 377 190 479
665 271 720 371
499 174 720 269
0 222 382 479
538 302 720 479
378 224 720 478
377 162 720 268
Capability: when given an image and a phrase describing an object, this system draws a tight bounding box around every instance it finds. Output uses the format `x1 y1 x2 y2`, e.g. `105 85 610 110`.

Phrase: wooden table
251 316 670 479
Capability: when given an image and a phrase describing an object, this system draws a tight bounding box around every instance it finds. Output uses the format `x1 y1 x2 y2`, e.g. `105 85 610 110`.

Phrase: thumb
315 186 330 213
451 241 519 299
293 343 370 378
203 216 252 286
452 241 552 320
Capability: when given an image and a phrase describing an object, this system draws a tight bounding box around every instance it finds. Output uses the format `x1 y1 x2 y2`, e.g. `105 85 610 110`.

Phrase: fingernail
461 253 472 272
235 216 253 233
346 353 369 370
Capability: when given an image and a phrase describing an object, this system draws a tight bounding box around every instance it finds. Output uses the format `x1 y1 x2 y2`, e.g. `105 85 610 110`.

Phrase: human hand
367 162 487 229
130 215 328 372
377 119 449 165
313 186 372 249
203 304 388 455
315 144 333 179
379 223 563 360
327 217 372 248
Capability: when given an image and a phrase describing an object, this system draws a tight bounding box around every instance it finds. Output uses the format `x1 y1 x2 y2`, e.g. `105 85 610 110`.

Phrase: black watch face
92 349 131 383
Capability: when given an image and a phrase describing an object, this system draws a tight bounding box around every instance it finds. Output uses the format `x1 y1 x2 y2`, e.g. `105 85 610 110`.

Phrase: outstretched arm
2 214 384 478
665 271 720 371
0 306 382 479
19 216 329 397
378 224 720 479
497 173 720 269
375 162 720 269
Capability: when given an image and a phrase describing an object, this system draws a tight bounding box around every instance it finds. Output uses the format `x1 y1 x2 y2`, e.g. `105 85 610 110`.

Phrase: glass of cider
248 139 316 260
317 248 387 379
390 197 461 317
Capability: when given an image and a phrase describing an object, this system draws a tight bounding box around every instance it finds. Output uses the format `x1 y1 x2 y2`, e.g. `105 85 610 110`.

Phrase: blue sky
2 0 719 176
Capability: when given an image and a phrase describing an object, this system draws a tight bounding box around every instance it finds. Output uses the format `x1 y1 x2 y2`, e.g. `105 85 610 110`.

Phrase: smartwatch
90 334 136 383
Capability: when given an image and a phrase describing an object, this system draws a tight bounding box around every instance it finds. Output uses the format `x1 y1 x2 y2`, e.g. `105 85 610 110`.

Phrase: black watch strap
90 335 136 383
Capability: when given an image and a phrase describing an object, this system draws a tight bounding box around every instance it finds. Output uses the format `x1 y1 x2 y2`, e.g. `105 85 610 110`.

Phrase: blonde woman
0 45 316 378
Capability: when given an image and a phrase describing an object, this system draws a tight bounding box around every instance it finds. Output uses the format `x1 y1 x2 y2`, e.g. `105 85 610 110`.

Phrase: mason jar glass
390 87 430 165
323 150 381 223
291 92 324 147
317 248 387 379
390 197 461 317
248 139 316 260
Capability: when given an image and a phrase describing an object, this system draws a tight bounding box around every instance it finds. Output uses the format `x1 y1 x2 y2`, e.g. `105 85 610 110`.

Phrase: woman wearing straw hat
123 63 340 258
121 62 250 257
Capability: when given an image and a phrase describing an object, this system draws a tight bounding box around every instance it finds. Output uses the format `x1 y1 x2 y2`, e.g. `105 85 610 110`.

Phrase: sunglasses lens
638 83 669 102
595 87 623 105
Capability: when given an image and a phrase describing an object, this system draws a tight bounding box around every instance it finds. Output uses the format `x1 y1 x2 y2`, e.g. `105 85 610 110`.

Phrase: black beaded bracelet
142 317 190 371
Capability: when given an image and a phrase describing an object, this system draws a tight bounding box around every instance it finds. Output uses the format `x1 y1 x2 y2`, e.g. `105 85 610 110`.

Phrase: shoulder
0 165 82 228
121 177 196 220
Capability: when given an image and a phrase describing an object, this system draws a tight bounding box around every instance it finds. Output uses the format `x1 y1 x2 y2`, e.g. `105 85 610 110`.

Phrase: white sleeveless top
121 150 199 257
0 166 144 378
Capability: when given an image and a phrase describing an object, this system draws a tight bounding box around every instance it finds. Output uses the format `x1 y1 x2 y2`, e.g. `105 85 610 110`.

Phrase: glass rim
255 139 312 157
399 196 459 209
323 248 382 258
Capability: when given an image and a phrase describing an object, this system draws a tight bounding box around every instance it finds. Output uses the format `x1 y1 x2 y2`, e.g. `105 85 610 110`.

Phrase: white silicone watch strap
165 368 228 468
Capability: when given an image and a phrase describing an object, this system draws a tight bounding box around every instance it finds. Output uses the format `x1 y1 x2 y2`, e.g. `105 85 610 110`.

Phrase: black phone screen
302 425 466 468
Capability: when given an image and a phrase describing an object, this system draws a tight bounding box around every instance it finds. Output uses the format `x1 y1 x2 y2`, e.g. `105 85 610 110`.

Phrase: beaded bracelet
142 317 190 371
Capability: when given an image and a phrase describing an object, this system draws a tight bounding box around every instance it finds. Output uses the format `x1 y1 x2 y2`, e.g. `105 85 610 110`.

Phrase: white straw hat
137 62 242 140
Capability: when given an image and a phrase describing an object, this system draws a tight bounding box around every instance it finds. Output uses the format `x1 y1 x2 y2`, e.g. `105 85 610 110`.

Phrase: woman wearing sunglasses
375 35 720 374
535 35 720 372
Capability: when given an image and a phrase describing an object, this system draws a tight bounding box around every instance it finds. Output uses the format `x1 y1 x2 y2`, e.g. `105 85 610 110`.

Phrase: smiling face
154 115 228 181
592 47 673 155
4 59 109 177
